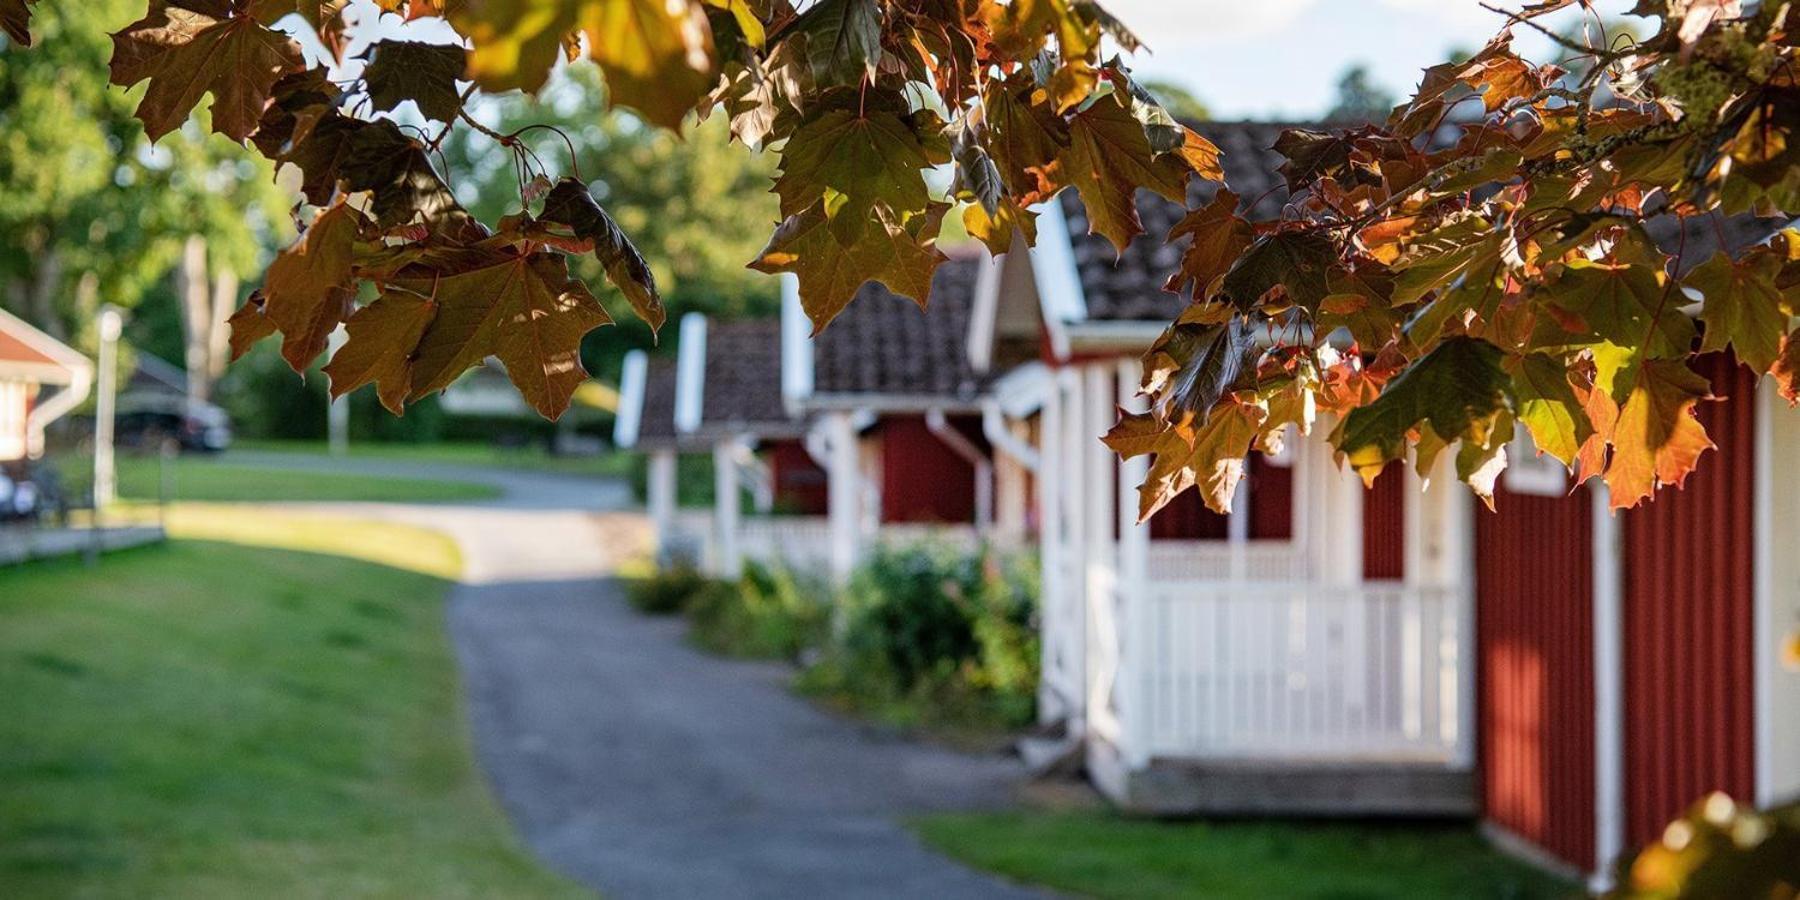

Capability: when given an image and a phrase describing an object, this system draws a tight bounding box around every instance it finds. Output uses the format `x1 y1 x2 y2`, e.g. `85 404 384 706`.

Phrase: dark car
115 395 233 453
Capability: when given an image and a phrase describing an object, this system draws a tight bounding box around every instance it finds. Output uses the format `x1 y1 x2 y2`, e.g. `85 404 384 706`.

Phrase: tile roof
1060 121 1310 323
695 318 808 439
634 356 681 447
809 253 989 405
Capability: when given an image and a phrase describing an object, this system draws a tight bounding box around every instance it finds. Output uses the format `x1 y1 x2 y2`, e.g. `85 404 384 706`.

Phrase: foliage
0 515 579 897
0 0 287 341
625 563 711 615
914 811 1575 900
684 561 830 660
1324 63 1396 124
801 542 1039 733
13 1 1797 509
1613 793 1800 898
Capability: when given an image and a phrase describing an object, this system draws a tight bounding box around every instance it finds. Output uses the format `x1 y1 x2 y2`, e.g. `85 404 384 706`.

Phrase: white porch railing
875 522 981 553
1133 580 1465 763
740 516 834 572
1145 540 1309 582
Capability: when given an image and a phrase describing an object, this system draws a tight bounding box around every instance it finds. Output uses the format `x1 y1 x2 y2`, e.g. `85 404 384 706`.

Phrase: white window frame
1504 423 1569 497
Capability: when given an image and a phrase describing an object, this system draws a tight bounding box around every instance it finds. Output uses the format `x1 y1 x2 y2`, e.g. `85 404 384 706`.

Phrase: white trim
826 410 859 585
1756 377 1776 805
1116 357 1151 768
1755 376 1800 806
1504 424 1569 497
991 361 1053 418
648 447 677 555
780 273 814 411
613 350 648 449
1028 198 1085 361
713 437 744 579
967 252 1001 375
1591 481 1625 890
674 313 707 435
0 307 93 379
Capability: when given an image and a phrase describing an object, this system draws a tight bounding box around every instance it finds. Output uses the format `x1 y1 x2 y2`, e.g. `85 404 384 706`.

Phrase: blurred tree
0 0 288 348
438 67 781 382
1138 78 1210 122
1324 63 1397 124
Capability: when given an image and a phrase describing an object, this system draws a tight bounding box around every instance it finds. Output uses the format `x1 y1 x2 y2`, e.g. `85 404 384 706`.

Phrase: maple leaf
448 0 579 94
749 200 948 333
980 74 1071 204
1604 358 1714 509
1147 317 1256 436
1219 232 1337 314
536 178 665 333
361 40 466 123
392 248 613 419
1507 351 1592 466
1550 258 1695 360
1163 190 1254 301
1060 91 1199 253
322 287 436 414
773 103 942 228
792 0 880 86
1335 336 1513 486
1109 394 1267 518
2 0 36 46
261 201 365 371
1774 327 1800 405
340 119 477 237
109 0 306 142
579 0 717 131
962 197 1037 257
1687 249 1789 373
226 292 277 361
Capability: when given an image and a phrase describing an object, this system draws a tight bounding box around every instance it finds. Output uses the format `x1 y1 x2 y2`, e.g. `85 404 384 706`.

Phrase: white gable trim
675 313 707 435
613 349 648 449
966 251 1001 375
0 308 91 385
780 273 814 410
1029 197 1086 362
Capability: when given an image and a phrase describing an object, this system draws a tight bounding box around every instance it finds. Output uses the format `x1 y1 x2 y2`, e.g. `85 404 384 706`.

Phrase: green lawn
112 454 501 504
0 509 584 898
233 439 637 479
914 811 1578 900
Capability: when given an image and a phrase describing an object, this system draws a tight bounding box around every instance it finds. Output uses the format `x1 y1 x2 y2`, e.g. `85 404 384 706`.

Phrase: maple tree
4 0 1796 511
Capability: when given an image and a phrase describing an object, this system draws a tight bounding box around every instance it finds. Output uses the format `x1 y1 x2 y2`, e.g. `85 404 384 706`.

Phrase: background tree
1324 63 1396 124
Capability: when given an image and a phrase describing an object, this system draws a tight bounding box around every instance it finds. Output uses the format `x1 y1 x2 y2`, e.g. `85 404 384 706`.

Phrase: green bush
685 561 829 661
625 565 710 615
800 542 1040 734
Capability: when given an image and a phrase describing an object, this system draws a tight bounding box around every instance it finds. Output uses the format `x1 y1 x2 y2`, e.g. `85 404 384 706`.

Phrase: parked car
0 460 46 523
115 395 233 453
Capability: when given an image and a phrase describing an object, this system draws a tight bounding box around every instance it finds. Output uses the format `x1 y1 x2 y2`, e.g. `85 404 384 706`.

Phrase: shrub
685 561 829 661
625 564 710 615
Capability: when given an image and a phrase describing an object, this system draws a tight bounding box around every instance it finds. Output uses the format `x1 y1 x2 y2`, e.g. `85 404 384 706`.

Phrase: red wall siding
1476 484 1596 870
878 414 985 524
1362 463 1407 580
1148 454 1293 540
766 439 828 516
1619 355 1758 847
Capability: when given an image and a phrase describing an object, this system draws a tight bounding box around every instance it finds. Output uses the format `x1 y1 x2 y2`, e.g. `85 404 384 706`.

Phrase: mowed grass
234 439 636 479
112 453 501 504
914 811 1578 900
0 508 585 898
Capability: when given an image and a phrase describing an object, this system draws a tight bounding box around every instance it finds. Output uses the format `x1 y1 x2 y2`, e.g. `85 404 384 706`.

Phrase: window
1504 423 1569 497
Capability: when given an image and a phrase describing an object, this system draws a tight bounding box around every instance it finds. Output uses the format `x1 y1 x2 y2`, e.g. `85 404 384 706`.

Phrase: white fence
1133 580 1465 762
1145 540 1309 582
665 513 982 576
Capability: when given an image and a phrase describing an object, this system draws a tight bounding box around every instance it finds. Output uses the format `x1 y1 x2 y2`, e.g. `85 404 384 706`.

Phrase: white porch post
1083 364 1117 738
1060 368 1088 734
1591 480 1624 891
1037 379 1066 724
713 437 743 579
648 448 677 559
1755 378 1800 806
826 410 859 585
1116 357 1151 767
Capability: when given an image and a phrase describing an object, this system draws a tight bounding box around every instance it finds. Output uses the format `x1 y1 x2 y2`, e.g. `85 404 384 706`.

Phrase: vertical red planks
1476 483 1597 869
876 414 985 524
1619 355 1758 847
1362 462 1407 580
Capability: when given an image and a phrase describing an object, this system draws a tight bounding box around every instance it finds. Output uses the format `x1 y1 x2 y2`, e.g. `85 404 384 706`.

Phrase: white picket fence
1133 580 1465 762
1144 539 1310 582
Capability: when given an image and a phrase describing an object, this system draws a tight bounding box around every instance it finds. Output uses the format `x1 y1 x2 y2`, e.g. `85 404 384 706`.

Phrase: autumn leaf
1163 190 1254 301
792 0 880 86
1550 257 1695 360
1148 317 1256 435
323 288 436 414
361 40 466 122
340 119 476 236
1110 394 1267 518
579 0 716 131
1060 90 1200 253
536 178 665 333
226 292 277 361
1604 358 1714 509
1336 336 1513 485
773 103 942 227
448 0 578 94
109 0 306 141
981 74 1070 203
1508 352 1591 465
2 0 36 46
749 200 948 333
394 249 613 419
261 201 364 371
962 197 1036 256
1219 232 1337 314
1687 249 1789 373
1774 328 1800 405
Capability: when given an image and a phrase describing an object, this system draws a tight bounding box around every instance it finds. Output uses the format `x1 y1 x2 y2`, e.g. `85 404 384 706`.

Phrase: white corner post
1037 373 1067 725
1082 364 1117 741
93 306 124 514
826 410 859 585
647 447 677 558
1059 367 1090 734
714 437 743 579
1755 377 1800 806
1591 480 1624 892
1115 357 1151 768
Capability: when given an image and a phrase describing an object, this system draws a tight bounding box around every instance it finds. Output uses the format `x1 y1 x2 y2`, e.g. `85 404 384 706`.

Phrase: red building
0 309 92 462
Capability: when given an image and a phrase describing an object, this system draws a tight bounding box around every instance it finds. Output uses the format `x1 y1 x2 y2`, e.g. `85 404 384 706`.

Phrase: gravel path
259 455 1040 899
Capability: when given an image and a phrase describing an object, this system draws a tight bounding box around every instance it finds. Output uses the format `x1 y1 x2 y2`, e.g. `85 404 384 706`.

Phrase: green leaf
1219 232 1337 314
749 200 949 333
1336 336 1513 485
794 0 880 86
1549 257 1695 359
1508 352 1591 465
1687 249 1789 373
773 104 941 226
360 40 466 123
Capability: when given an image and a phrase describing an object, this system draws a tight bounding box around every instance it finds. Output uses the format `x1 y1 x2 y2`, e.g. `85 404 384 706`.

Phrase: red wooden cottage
0 309 93 462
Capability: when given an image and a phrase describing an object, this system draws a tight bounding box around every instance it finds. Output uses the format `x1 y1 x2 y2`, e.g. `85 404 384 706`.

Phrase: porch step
1101 748 1476 818
1017 734 1083 778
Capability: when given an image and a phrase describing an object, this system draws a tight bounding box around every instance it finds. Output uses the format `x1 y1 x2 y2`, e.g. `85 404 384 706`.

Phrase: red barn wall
876 414 985 524
1362 463 1407 580
766 439 828 516
1148 454 1292 540
1476 482 1597 870
1619 355 1758 847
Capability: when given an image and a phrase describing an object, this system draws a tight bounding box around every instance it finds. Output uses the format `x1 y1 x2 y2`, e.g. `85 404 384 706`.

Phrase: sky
1102 0 1645 120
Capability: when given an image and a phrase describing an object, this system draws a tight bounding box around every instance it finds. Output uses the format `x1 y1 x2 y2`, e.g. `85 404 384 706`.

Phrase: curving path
240 452 1040 899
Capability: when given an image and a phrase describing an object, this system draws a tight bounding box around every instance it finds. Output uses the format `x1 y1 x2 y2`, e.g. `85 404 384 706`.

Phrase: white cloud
1100 0 1322 47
